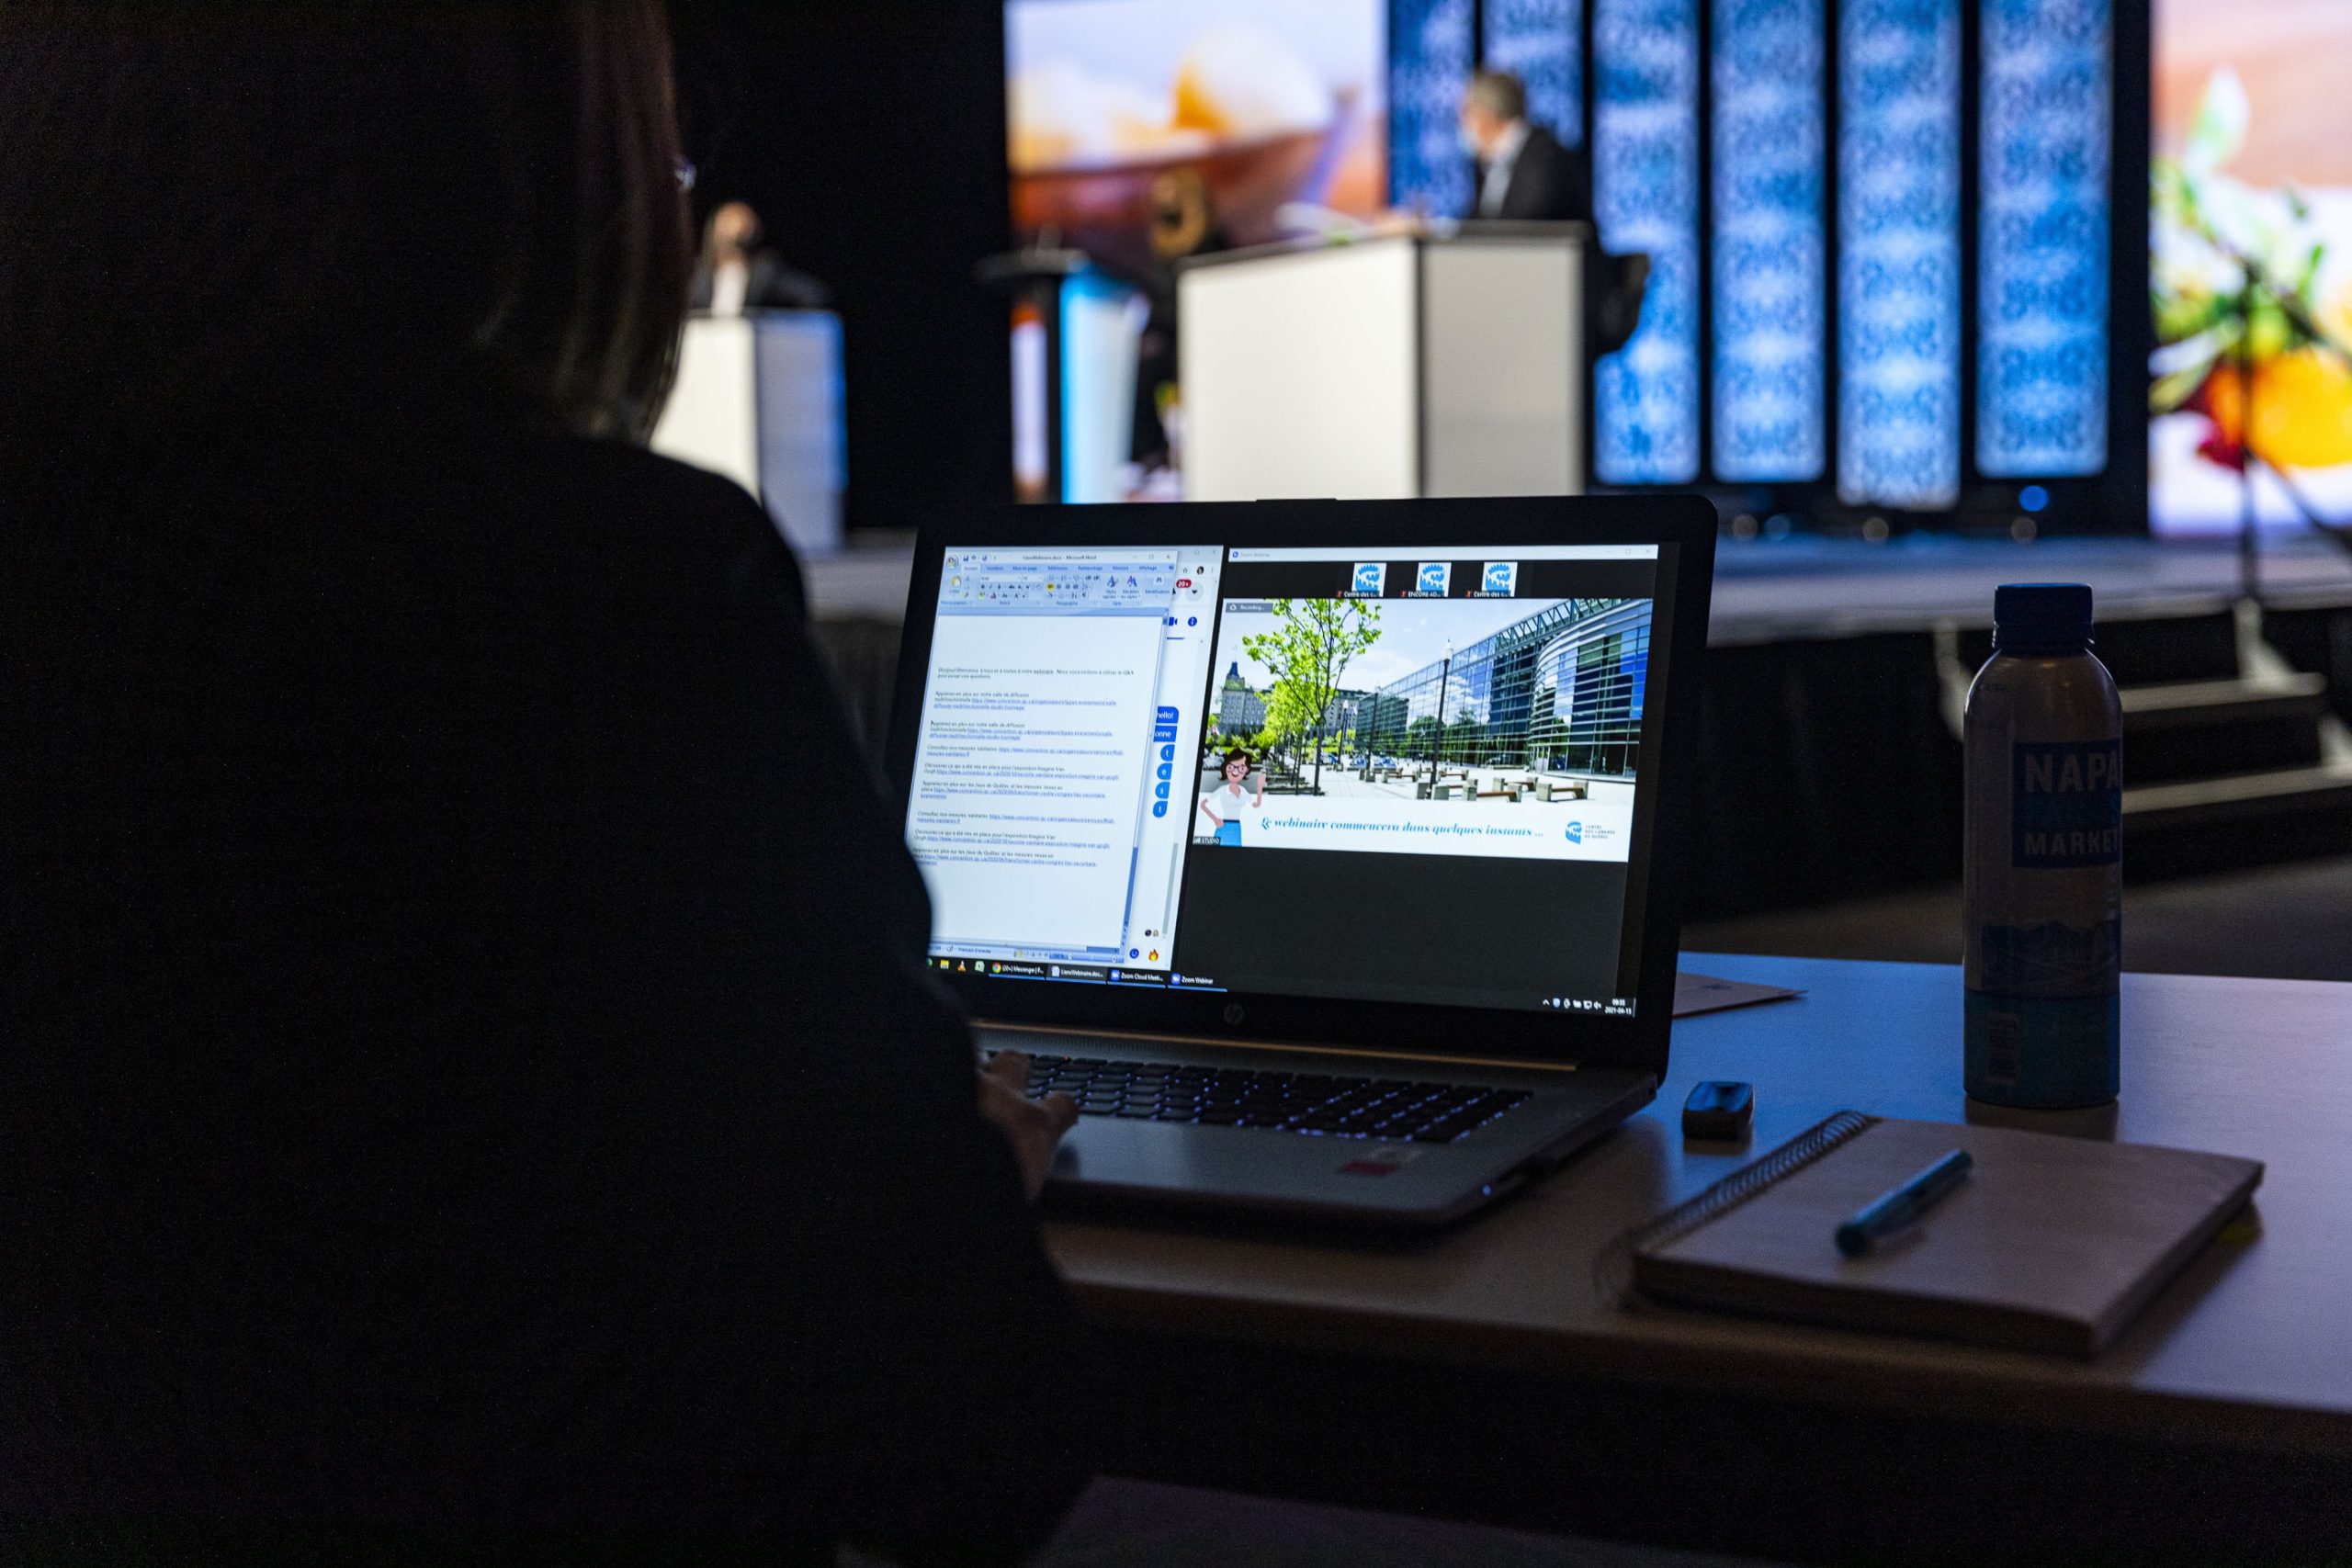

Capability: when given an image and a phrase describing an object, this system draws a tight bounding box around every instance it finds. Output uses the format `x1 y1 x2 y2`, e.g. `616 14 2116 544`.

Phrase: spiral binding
1592 1110 1878 1305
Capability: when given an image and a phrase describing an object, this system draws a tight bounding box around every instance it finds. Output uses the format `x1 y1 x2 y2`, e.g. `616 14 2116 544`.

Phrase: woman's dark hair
1221 748 1253 772
0 2 691 460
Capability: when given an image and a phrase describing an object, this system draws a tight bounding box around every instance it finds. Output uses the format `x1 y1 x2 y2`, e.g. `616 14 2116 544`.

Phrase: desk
1045 955 2352 1561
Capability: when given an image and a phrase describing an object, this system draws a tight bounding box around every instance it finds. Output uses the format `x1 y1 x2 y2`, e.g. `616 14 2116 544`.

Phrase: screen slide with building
1196 547 1654 863
1172 543 1664 1010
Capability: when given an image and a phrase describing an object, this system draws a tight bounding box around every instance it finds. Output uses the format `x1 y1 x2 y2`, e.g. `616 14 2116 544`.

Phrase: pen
1835 1148 1973 1258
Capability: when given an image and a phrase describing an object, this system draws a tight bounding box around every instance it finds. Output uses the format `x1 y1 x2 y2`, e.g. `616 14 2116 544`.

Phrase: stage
804 528 2352 640
1705 530 2352 641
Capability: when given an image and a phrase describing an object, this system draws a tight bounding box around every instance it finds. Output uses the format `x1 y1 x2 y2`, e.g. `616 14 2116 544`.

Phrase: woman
1196 748 1265 845
0 5 1080 1560
689 199 829 314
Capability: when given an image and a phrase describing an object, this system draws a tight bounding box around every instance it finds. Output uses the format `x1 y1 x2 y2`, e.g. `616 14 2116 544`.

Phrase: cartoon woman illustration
1197 748 1263 846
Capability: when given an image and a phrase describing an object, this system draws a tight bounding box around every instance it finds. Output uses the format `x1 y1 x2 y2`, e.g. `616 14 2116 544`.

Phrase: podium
1177 225 1592 502
978 249 1145 505
650 310 843 554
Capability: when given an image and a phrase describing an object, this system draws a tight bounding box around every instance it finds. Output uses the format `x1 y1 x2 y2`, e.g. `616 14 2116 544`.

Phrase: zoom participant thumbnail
1180 545 1659 1010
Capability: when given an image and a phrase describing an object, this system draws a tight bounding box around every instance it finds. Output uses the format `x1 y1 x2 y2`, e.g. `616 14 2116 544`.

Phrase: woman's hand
978 1051 1079 1202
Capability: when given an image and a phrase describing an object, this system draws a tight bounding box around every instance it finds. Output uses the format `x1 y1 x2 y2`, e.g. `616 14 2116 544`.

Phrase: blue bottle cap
1994 582 2094 651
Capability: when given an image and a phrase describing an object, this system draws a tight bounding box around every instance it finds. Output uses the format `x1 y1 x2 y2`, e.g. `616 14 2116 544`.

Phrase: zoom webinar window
904 542 1668 1015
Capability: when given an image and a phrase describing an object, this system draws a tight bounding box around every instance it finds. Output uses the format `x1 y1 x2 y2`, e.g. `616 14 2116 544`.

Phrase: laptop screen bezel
882 495 1715 1075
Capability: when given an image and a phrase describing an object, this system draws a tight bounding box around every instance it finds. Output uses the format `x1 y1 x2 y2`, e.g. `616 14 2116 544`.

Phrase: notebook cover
1634 1117 2262 1358
1672 972 1801 1018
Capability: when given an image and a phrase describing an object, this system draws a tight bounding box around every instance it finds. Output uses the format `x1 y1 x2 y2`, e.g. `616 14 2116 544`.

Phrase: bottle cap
1994 582 2094 651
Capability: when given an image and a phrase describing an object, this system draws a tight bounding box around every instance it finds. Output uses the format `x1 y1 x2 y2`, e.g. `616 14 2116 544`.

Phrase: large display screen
2152 0 2352 534
1004 0 1387 273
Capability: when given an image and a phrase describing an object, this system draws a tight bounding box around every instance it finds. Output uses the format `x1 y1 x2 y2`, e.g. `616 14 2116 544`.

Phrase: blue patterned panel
1593 0 1700 485
1388 0 1476 217
1978 0 2109 477
1838 0 1961 509
1712 0 1825 481
1483 0 1585 148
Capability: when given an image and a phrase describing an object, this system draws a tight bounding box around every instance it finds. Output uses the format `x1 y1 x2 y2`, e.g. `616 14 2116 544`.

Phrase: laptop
885 496 1715 1226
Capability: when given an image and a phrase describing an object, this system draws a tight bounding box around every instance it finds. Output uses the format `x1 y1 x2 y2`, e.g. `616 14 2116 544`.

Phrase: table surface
1043 953 2352 1459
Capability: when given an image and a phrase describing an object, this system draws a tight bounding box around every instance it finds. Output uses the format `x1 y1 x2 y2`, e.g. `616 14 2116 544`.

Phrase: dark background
672 2 1012 537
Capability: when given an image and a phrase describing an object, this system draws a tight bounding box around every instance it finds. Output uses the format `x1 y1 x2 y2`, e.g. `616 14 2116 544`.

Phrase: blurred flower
2151 66 2351 473
2203 348 2352 468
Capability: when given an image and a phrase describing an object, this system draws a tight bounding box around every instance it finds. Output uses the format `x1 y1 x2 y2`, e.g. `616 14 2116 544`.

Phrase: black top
1476 124 1593 225
688 252 832 311
0 388 1083 1559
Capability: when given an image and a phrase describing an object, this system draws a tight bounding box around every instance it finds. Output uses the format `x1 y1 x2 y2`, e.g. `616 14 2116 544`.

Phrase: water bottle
1962 583 2121 1108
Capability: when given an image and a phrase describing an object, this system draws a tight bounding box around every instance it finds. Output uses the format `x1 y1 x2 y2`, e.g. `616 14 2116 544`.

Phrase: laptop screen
903 538 1671 1017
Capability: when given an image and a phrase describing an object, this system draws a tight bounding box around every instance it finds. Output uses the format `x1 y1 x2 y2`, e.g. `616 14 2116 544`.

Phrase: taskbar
925 957 1631 1015
1148 964 1638 1018
926 956 1226 992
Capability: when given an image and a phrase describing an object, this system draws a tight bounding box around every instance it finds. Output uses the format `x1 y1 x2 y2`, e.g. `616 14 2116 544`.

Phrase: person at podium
1458 69 1591 225
690 198 828 313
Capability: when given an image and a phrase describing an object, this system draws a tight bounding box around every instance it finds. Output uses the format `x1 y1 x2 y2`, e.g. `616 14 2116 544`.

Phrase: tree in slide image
1240 599 1381 793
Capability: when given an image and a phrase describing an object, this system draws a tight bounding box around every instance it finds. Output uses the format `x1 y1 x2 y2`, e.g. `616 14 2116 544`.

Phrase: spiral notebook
1615 1113 2262 1358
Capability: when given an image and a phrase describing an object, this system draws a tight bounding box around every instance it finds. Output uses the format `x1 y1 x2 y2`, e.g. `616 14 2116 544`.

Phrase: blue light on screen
1483 0 1585 146
1388 0 1476 214
1593 0 1701 485
1838 0 1962 509
1977 0 2110 478
1712 0 1826 482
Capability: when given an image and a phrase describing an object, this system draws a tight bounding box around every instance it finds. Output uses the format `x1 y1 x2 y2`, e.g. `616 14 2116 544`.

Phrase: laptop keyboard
997 1052 1533 1144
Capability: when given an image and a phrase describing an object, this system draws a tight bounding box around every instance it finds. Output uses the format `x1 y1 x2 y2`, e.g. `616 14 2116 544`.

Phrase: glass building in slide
1356 598 1652 777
